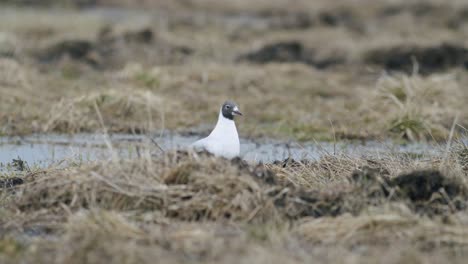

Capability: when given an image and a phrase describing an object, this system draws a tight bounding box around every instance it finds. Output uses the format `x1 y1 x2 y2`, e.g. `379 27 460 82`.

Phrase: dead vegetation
1 0 468 263
1 0 468 140
0 58 466 140
1 145 468 263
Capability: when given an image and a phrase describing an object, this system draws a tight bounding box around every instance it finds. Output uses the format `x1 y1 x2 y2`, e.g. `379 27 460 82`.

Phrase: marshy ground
1 0 468 263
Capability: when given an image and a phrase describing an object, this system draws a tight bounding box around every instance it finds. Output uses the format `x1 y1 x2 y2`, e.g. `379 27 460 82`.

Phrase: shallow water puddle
0 133 457 168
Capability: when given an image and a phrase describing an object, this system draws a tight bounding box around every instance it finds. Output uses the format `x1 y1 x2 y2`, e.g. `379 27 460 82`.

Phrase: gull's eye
225 105 231 109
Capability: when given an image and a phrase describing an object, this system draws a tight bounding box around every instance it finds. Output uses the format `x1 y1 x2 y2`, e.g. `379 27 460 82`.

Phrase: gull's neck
208 108 237 138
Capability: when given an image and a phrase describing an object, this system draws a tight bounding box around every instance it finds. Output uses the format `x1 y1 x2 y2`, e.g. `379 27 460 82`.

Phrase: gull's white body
191 108 240 159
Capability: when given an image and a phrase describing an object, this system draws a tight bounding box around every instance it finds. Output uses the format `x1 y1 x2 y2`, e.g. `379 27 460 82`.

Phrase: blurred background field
1 1 468 264
1 0 467 141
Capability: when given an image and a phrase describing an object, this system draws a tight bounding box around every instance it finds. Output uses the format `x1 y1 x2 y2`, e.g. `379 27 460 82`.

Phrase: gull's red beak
233 106 242 116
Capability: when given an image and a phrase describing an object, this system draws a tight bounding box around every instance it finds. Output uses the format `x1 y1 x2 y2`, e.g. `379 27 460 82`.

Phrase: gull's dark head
221 100 242 120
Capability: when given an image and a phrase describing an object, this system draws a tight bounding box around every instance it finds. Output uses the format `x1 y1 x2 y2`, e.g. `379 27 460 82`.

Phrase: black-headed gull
191 100 242 159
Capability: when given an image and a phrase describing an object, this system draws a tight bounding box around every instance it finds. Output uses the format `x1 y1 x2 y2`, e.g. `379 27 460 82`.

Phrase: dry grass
1 1 468 263
0 144 468 263
363 72 467 140
13 153 276 222
1 1 468 140
1 59 466 140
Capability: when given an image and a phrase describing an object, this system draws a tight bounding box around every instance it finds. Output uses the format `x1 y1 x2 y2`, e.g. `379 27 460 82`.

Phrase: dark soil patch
37 40 97 66
447 8 468 29
352 167 467 215
0 177 24 189
238 41 344 69
272 157 312 168
122 28 154 43
318 9 358 28
364 43 468 74
269 165 387 218
35 27 193 69
271 187 349 218
255 11 313 30
268 161 468 219
239 42 308 63
263 163 378 219
388 170 467 214
388 170 464 201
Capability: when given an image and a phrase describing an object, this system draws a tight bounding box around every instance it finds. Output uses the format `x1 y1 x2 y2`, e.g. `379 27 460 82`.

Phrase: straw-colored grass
1 145 468 263
13 153 277 222
1 1 468 263
1 1 468 140
1 58 467 140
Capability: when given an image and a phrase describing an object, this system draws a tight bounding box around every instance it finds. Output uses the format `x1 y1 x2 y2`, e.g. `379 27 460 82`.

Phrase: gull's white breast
191 111 240 159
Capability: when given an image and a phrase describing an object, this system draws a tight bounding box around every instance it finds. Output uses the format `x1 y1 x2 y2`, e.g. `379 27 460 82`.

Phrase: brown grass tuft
14 153 277 222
